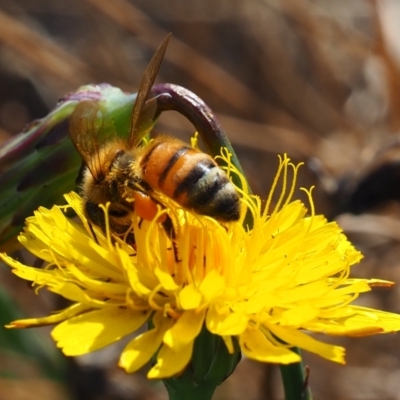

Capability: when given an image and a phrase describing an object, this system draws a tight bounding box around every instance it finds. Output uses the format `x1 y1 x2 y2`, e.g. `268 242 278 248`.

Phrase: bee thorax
111 150 134 175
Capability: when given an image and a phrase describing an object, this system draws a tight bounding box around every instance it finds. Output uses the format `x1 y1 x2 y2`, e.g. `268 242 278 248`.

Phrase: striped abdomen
139 137 240 221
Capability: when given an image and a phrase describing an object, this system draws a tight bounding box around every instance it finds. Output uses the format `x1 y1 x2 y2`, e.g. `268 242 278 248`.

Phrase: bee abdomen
141 140 240 221
183 166 240 221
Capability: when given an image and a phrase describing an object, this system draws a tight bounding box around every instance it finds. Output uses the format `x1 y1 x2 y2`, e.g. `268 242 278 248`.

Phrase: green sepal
163 326 241 400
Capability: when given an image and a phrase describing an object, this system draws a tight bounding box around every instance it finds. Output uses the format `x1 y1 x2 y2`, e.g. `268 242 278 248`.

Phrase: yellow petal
199 270 224 301
240 328 301 364
179 285 202 309
357 308 400 332
61 263 127 296
148 341 194 379
277 304 320 326
163 309 205 351
48 281 109 306
154 267 179 291
269 324 345 364
52 307 150 355
120 312 174 373
206 305 248 335
309 306 400 336
0 255 55 284
120 248 153 297
7 303 91 328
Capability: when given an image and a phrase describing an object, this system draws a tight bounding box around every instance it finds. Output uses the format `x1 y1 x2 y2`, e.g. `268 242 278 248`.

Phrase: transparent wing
129 33 171 147
69 100 110 179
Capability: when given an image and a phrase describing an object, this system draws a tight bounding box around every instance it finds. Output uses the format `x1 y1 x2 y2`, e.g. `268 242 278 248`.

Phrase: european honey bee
69 34 240 249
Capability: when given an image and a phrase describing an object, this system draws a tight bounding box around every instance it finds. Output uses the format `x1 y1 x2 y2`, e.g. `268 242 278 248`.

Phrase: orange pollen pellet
133 191 166 223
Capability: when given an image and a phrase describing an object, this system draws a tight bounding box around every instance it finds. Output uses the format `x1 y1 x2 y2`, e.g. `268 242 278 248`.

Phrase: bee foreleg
85 200 136 247
85 201 106 243
88 222 99 244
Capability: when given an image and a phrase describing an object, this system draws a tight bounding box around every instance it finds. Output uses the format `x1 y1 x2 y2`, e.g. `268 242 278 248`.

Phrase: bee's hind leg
161 215 180 262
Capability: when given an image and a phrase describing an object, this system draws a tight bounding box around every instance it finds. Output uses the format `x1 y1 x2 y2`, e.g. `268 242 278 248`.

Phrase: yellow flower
2 154 400 379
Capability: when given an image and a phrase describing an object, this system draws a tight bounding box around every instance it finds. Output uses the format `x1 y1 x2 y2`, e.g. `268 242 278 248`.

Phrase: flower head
3 153 400 379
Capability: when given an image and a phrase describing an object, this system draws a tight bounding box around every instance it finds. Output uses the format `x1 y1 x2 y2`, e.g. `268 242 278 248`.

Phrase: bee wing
128 33 171 148
69 100 111 178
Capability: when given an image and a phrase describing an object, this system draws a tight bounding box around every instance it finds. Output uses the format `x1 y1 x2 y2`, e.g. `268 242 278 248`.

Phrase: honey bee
69 34 240 248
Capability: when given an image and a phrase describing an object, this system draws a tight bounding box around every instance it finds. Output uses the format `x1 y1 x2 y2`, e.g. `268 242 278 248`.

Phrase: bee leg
161 215 180 262
86 201 136 248
138 218 144 229
132 191 180 261
88 222 99 244
124 230 136 248
85 201 105 243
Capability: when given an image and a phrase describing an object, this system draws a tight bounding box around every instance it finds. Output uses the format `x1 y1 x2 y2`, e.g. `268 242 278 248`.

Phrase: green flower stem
163 379 216 400
280 348 312 400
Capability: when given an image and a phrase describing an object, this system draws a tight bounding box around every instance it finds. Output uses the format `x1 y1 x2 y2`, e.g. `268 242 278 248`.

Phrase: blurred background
1 0 400 399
